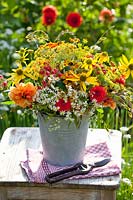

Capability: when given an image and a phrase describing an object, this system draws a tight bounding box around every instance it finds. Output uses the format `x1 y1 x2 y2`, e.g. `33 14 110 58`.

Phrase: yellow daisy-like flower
119 54 133 79
81 58 93 70
16 48 30 65
63 70 98 91
8 61 40 85
96 52 109 63
8 64 27 85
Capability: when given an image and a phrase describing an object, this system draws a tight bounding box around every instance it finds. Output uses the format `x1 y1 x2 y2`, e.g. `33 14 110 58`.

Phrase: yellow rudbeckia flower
8 64 27 85
119 54 133 79
96 52 109 63
63 70 98 91
8 62 40 85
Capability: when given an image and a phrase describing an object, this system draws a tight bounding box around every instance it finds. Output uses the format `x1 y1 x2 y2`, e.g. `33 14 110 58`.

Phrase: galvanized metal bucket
38 112 89 166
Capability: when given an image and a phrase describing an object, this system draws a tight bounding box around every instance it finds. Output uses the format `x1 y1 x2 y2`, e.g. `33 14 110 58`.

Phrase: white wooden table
0 127 122 200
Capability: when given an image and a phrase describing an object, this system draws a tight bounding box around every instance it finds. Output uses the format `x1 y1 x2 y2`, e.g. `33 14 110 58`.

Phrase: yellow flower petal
122 55 129 65
66 77 79 82
130 58 133 64
86 68 92 77
81 82 86 91
124 69 130 79
119 64 128 71
86 77 98 85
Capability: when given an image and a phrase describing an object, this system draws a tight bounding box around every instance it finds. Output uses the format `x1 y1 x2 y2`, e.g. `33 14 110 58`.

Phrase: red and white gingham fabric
20 142 121 183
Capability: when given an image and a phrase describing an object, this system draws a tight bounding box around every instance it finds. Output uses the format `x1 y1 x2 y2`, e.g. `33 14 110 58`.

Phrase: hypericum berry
115 76 125 85
42 80 47 87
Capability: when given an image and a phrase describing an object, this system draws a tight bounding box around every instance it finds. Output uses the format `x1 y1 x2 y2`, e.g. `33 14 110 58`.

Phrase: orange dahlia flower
9 82 37 108
103 97 116 110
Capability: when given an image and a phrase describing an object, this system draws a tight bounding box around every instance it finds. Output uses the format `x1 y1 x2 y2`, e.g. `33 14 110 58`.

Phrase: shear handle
46 162 82 179
45 164 92 184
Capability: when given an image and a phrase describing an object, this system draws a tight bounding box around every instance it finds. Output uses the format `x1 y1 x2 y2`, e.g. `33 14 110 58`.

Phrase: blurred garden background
0 0 133 199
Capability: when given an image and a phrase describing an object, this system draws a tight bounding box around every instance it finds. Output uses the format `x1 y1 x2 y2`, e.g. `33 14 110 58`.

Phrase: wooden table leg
101 190 116 200
0 187 7 200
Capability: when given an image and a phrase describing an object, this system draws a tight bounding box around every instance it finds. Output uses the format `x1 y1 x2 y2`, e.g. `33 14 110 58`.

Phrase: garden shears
45 158 111 184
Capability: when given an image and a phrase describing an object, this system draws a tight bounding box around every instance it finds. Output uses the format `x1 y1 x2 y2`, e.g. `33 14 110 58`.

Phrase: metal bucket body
38 113 89 166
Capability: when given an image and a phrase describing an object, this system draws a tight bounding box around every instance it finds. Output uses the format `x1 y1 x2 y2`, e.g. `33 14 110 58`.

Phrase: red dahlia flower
66 12 83 28
42 5 58 26
90 86 107 103
99 9 114 23
56 99 71 112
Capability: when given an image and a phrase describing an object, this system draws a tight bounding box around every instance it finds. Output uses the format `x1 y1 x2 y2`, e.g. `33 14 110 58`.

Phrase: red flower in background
56 99 71 112
66 12 83 28
90 86 107 103
99 9 114 23
42 5 58 26
0 74 7 90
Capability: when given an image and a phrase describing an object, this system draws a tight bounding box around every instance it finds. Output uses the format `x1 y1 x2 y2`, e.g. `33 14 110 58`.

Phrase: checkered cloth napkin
20 142 121 183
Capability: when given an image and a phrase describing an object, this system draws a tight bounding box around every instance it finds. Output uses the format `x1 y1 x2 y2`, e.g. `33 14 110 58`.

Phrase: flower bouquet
7 31 133 125
6 30 133 165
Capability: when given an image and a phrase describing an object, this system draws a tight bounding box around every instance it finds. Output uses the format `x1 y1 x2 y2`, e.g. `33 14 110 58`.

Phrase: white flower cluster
36 86 59 112
67 85 88 117
35 75 93 119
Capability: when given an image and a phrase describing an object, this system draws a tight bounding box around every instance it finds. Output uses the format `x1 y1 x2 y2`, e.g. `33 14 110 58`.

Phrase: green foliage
0 107 37 138
117 129 133 199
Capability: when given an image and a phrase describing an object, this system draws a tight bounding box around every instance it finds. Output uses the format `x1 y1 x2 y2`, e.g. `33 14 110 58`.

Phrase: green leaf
62 66 71 73
55 80 66 91
97 108 104 113
2 101 14 105
6 0 16 10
